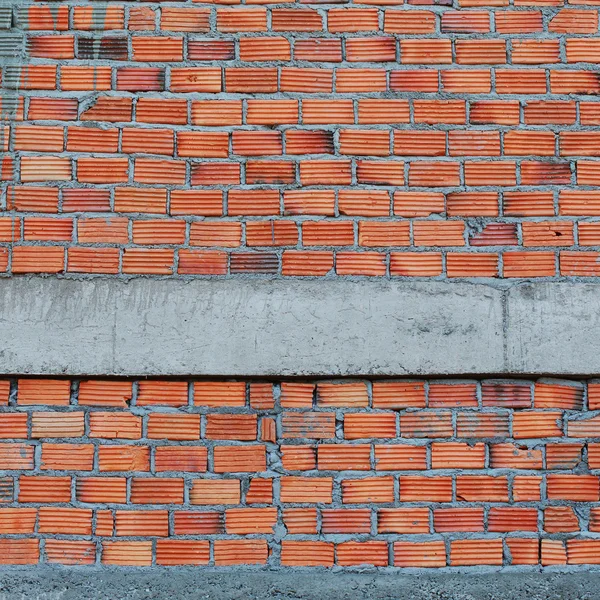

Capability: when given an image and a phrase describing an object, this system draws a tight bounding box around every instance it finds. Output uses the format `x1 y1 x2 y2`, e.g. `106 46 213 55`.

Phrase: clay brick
546 506 579 533
147 414 200 441
282 412 335 439
225 507 277 534
450 539 503 566
280 476 333 503
401 476 452 502
45 540 96 566
337 541 388 567
513 476 542 502
482 382 531 408
246 478 273 504
98 445 150 472
542 539 567 566
546 443 583 469
394 541 446 567
490 443 542 469
0 414 28 439
281 541 334 567
194 382 246 407
0 507 37 534
102 541 152 566
213 445 266 473
318 444 371 471
342 476 395 503
130 478 184 504
281 445 317 471
534 381 583 410
317 382 368 407
401 412 453 438
19 476 71 503
431 442 485 469
115 510 169 537
156 540 210 566
78 381 132 408
283 508 318 534
89 413 141 440
507 538 539 566
379 508 429 534
214 540 268 566
41 443 94 471
206 414 257 441
0 539 39 565
513 411 563 439
344 412 396 439
39 507 92 535
31 412 84 438
374 445 427 471
190 480 241 505
547 475 599 501
456 412 510 438
174 511 224 535
434 508 484 532
456 476 508 502
76 477 126 504
0 444 34 470
567 540 600 565
137 381 188 407
488 507 538 532
155 447 207 473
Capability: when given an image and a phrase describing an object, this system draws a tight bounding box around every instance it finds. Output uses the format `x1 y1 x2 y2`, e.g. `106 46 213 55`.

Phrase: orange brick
281 541 334 567
214 540 268 566
156 540 210 566
394 541 446 567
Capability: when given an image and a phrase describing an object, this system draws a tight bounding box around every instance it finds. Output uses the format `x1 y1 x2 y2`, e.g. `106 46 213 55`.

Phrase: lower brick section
1 376 600 568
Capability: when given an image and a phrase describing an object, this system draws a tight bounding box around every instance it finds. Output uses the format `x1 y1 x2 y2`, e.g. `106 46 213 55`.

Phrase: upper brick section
2 0 600 278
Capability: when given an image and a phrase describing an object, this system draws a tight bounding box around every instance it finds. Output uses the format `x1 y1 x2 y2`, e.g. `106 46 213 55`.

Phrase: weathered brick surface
0 377 599 568
2 0 600 278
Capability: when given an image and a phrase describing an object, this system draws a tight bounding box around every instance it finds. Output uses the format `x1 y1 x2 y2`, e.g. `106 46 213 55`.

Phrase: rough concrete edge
1 566 600 600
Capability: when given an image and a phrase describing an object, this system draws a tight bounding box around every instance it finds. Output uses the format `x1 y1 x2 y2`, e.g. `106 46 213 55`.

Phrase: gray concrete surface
505 282 600 374
0 277 503 376
1 567 600 599
0 277 598 376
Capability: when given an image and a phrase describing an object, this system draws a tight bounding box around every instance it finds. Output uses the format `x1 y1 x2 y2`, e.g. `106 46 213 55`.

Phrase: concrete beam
0 277 503 376
0 567 599 599
0 277 598 376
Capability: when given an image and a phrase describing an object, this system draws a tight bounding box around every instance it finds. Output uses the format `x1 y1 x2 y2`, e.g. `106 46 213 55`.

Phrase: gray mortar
1 567 600 599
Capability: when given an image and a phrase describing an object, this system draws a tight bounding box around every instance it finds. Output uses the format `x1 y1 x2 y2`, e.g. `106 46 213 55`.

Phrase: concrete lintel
0 567 599 599
1 277 600 377
0 277 503 377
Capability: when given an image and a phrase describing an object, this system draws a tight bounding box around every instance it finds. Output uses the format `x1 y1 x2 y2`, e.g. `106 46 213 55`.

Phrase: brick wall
3 0 600 573
2 0 600 279
0 377 599 568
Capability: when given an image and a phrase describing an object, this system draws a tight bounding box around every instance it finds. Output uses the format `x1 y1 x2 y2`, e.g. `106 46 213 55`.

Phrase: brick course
0 377 599 568
2 0 600 278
